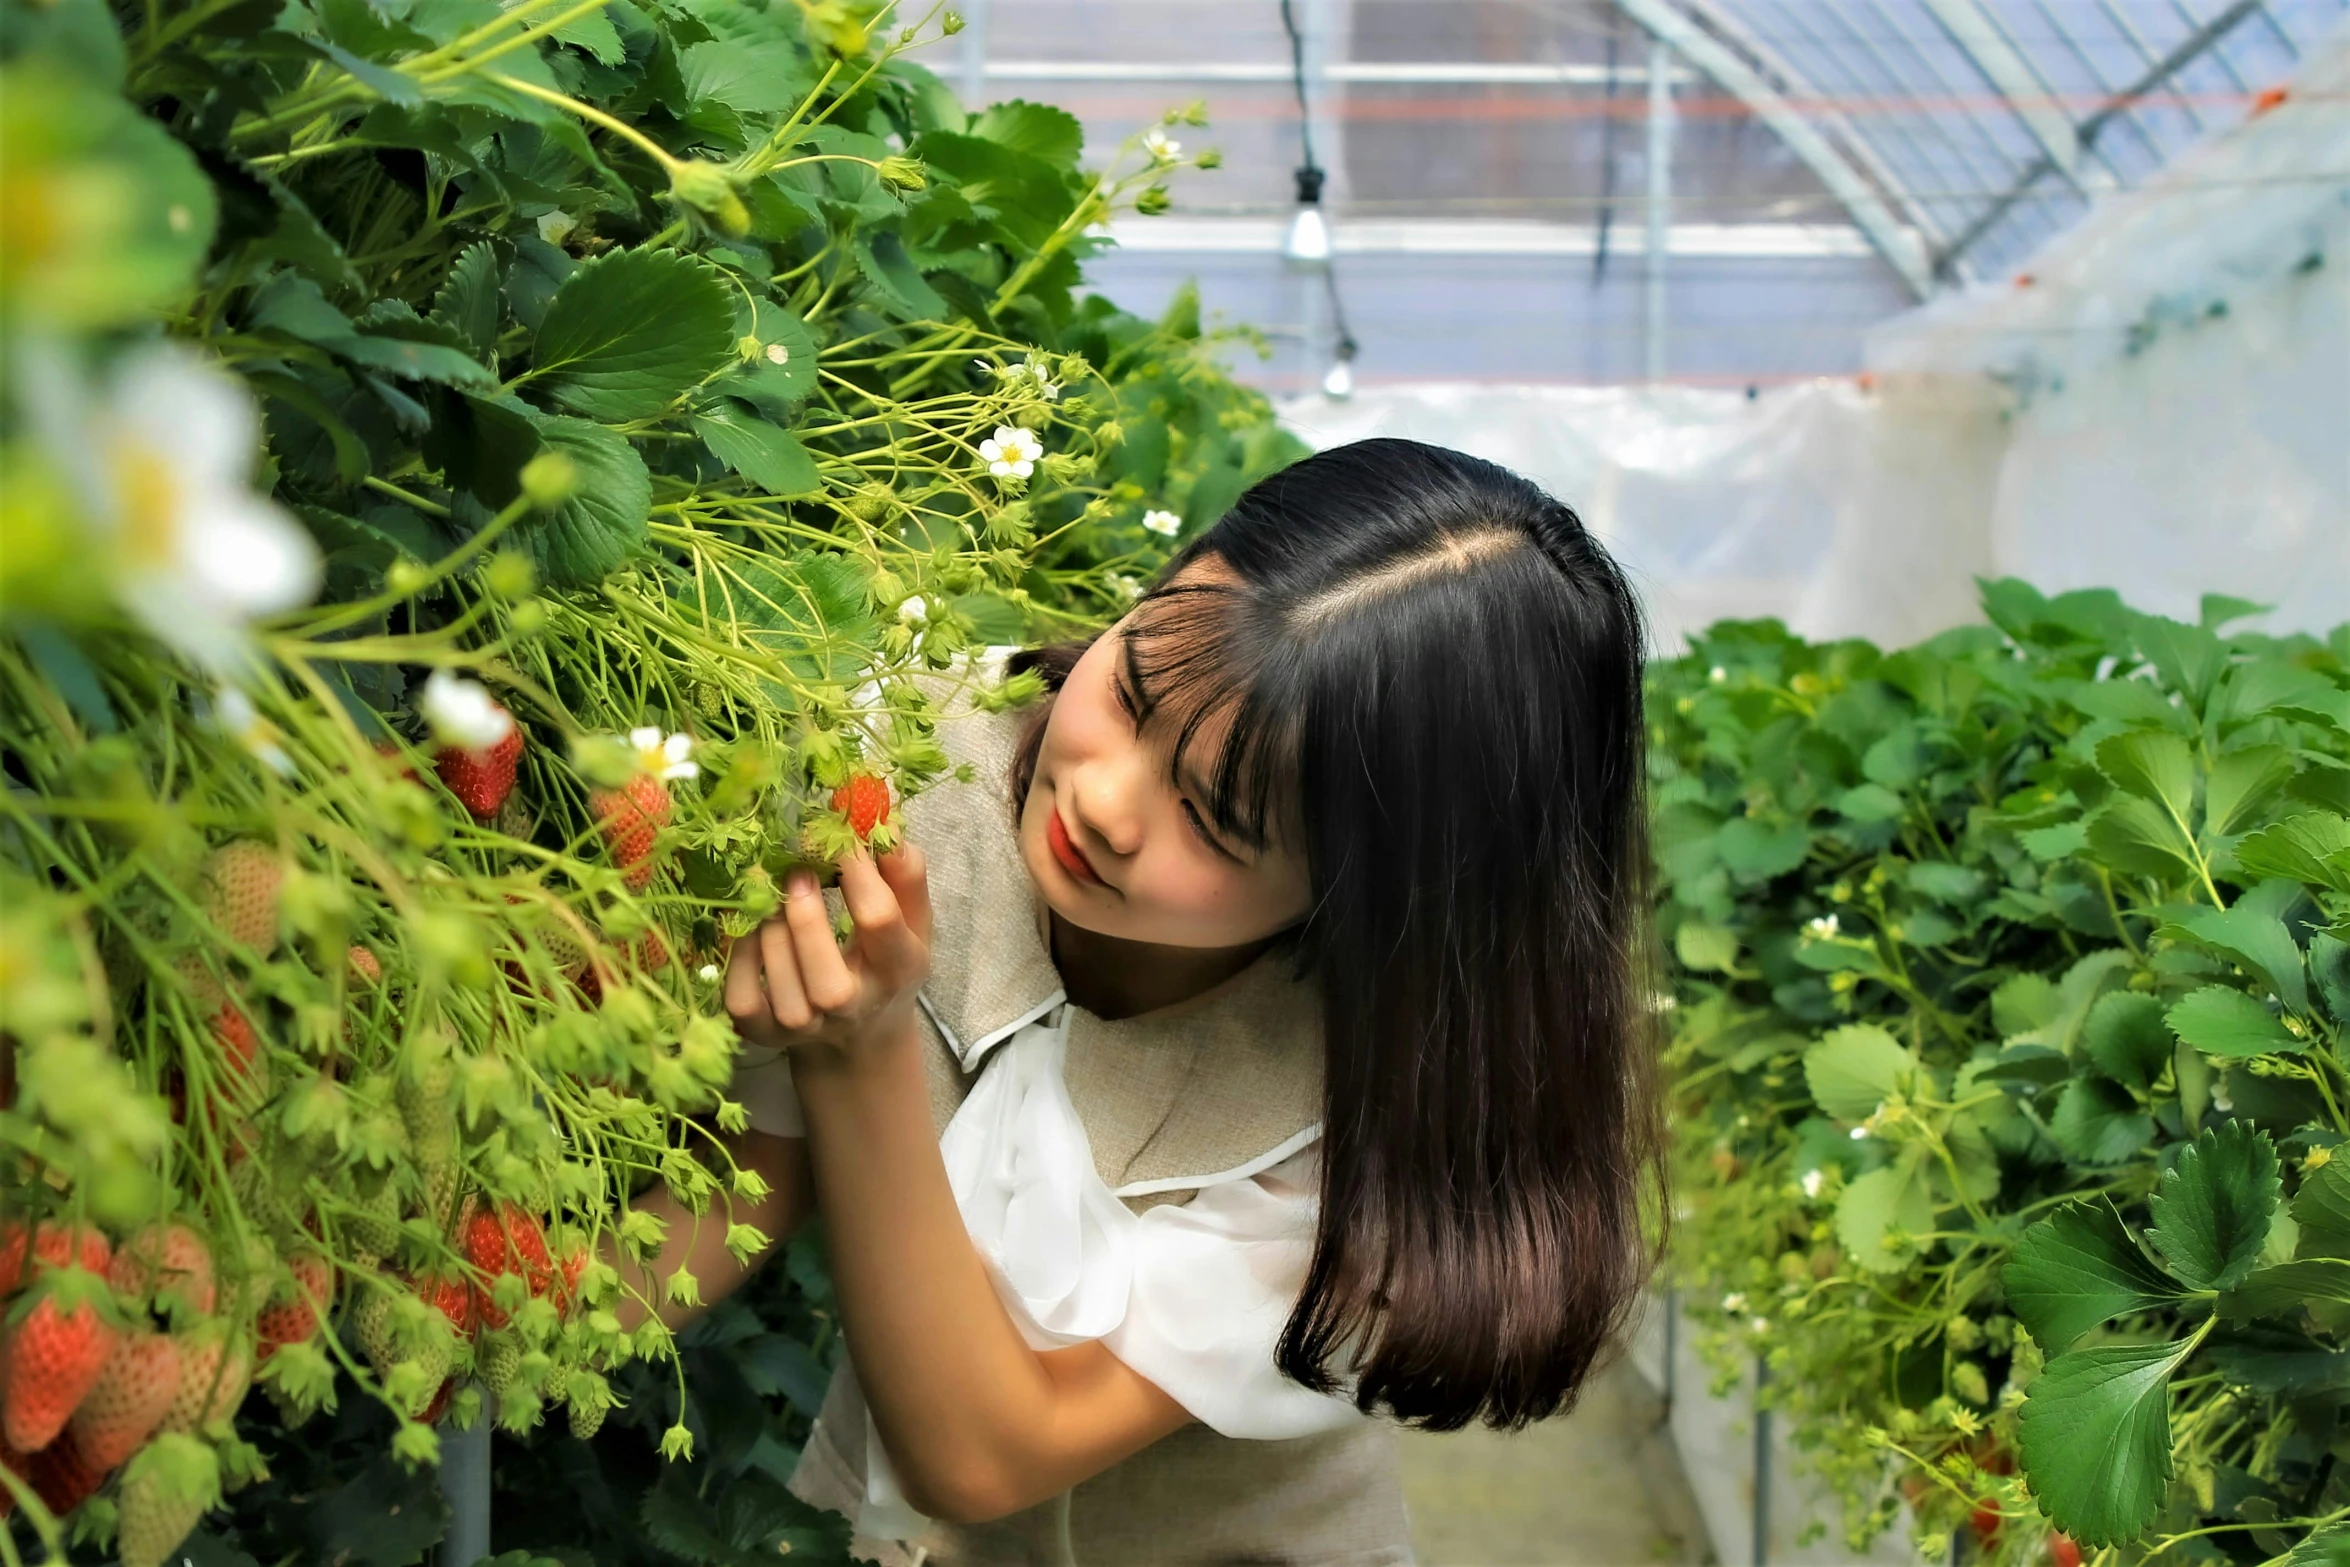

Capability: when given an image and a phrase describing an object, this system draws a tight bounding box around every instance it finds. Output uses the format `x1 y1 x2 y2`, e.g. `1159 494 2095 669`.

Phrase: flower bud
875 155 927 194
386 559 432 597
667 162 750 237
1134 185 1172 216
1197 148 1223 170
483 551 537 600
520 451 577 510
940 8 965 33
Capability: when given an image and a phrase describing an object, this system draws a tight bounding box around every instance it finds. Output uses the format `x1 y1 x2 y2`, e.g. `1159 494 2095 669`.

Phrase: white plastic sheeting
1279 22 2350 653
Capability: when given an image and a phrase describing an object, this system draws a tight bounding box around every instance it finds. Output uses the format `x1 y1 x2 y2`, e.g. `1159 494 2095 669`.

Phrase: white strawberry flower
697 963 720 981
214 687 294 777
31 343 320 678
420 669 514 752
996 356 1061 400
537 209 576 245
897 594 930 623
1720 1293 1746 1314
764 342 791 367
1141 509 1182 538
1804 914 1840 940
629 726 698 781
978 426 1043 480
1109 574 1143 604
1144 128 1182 162
1800 1168 1825 1199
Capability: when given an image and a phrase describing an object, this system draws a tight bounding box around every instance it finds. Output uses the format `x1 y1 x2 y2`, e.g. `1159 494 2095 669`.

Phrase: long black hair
1014 437 1662 1432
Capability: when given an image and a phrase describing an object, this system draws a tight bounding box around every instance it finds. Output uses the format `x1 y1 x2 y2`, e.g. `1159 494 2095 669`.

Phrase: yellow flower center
110 438 183 569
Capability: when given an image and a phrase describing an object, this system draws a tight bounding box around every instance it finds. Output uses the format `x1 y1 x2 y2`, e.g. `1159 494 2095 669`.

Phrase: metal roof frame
1617 0 1939 297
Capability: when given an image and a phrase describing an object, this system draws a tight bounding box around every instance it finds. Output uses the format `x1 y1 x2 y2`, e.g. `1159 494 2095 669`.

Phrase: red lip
1047 807 1104 886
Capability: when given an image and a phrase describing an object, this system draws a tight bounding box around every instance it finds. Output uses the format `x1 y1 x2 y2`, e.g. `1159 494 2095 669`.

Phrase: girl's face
1018 602 1310 951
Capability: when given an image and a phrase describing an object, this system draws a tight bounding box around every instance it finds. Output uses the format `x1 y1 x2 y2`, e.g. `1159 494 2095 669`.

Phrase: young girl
662 437 1664 1564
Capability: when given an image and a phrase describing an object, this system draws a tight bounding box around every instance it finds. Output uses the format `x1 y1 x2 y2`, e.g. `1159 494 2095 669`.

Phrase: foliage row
1655 581 2350 1566
0 0 1301 1557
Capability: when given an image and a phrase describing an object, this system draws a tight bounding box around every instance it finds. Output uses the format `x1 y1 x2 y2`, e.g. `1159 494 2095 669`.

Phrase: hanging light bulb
1284 165 1332 266
1321 335 1357 400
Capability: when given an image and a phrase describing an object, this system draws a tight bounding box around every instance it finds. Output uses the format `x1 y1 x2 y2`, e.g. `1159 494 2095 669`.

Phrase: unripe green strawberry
347 1169 404 1262
589 775 672 891
200 840 284 953
117 1462 209 1567
109 1223 216 1319
395 1047 457 1166
160 1323 249 1434
568 1396 607 1440
67 1329 179 1469
351 1289 398 1380
477 1333 521 1397
347 944 383 987
434 721 524 820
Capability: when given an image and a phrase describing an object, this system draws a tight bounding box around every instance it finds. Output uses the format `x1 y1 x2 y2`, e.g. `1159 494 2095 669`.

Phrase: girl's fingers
876 842 932 945
759 915 814 1031
723 934 780 1045
782 873 858 1013
838 852 923 989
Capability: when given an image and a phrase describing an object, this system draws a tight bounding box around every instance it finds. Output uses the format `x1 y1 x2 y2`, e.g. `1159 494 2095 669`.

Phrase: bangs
1117 581 1302 854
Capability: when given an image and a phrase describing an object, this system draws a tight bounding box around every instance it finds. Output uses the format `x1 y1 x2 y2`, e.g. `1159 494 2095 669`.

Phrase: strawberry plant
1654 582 2350 1564
0 0 1300 1554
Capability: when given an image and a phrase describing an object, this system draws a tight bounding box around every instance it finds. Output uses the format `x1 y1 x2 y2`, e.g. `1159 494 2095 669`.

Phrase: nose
1068 749 1147 860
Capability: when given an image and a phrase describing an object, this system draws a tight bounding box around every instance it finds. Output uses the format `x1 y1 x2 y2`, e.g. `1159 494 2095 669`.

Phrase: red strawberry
66 1330 180 1469
427 1272 475 1339
419 1377 455 1427
3 1231 119 1451
2048 1534 2082 1567
554 1247 588 1314
108 1224 216 1319
0 1222 26 1294
201 840 283 954
435 719 524 820
347 944 383 986
254 1251 333 1365
26 1425 107 1516
589 775 672 891
832 773 892 840
463 1204 552 1329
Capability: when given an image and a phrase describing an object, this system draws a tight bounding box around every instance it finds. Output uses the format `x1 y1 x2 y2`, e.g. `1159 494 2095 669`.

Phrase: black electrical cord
1277 0 1357 370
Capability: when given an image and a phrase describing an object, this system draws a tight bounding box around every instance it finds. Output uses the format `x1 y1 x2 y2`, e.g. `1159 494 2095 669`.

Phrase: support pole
1644 34 1674 383
1752 1358 1772 1567
437 1398 491 1566
957 0 992 110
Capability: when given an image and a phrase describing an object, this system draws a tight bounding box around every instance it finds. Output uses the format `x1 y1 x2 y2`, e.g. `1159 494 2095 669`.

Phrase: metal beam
1646 35 1674 382
1614 0 1935 297
1931 0 2269 277
981 60 1696 86
1922 0 2120 193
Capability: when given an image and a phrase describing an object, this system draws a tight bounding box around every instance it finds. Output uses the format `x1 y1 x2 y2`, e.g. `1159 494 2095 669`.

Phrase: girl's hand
724 846 932 1066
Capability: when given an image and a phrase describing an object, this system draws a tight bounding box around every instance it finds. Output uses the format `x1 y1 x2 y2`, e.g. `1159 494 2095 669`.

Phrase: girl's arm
611 1127 813 1331
728 849 1194 1524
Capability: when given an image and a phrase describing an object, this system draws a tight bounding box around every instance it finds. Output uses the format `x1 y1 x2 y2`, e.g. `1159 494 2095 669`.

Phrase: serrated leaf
968 98 1084 170
2280 1523 2350 1567
2082 991 2172 1090
2146 1120 2281 1290
2017 1339 2193 1547
2313 933 2350 1025
2019 821 2087 861
1716 817 1810 884
681 39 816 114
2203 744 2296 838
2135 615 2225 711
2086 796 2198 882
1673 921 1737 973
855 228 946 321
2163 907 2307 1015
1836 1158 1933 1274
429 240 500 359
1803 1024 1917 1121
549 1 622 62
692 404 821 496
2292 1159 2350 1249
2002 1201 2177 1354
2048 1075 2155 1166
2166 986 2300 1059
530 248 735 421
522 417 649 587
2235 812 2350 894
1836 782 1905 823
2096 730 2197 823
2216 1257 2350 1321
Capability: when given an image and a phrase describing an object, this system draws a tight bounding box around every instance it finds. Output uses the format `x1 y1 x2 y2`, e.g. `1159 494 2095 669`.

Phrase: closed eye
1182 798 1246 864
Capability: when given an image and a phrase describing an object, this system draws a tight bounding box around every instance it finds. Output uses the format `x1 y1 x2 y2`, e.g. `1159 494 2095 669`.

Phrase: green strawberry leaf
2203 744 2296 839
692 403 821 497
2081 991 2172 1090
2002 1200 2177 1354
529 247 735 421
2215 1257 2350 1322
2161 906 2307 1014
521 416 650 587
2047 1075 2155 1167
2292 1158 2350 1252
1716 817 1811 883
2016 1339 2195 1548
1836 1156 1933 1274
2166 986 2300 1059
2146 1120 2281 1291
2086 796 2199 882
2096 730 2197 823
1803 1024 1918 1122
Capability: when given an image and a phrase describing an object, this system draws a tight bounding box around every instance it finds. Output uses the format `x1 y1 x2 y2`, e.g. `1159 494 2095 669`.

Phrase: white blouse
731 1000 1363 1540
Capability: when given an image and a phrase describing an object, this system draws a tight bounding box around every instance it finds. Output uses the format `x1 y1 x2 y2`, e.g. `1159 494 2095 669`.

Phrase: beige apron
786 696 1414 1566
